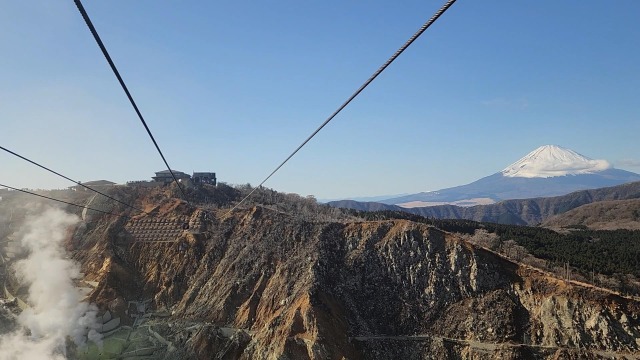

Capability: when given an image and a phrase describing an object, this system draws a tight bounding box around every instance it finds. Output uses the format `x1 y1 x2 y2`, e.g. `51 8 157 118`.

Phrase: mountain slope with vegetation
543 199 640 230
329 181 640 226
351 209 640 289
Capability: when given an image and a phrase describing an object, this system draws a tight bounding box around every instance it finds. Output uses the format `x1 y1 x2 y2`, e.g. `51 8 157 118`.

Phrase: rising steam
0 207 101 359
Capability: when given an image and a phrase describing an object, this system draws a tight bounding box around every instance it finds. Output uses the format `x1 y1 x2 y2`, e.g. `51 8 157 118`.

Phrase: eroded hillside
2 185 640 359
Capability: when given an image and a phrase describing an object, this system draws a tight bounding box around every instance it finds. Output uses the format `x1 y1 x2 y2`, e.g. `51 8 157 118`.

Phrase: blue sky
1 1 639 199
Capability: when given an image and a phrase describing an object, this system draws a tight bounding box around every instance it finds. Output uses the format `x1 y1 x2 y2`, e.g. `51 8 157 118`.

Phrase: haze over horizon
1 1 639 199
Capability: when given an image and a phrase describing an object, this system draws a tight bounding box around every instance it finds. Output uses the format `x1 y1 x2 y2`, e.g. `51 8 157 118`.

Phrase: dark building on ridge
152 170 191 183
192 172 216 185
152 170 217 185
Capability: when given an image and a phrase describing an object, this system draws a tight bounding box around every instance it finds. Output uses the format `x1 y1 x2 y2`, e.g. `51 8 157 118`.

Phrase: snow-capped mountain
378 145 640 207
501 145 611 178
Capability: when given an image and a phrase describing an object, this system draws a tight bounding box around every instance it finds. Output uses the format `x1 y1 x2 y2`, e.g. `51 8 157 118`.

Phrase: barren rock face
70 197 639 359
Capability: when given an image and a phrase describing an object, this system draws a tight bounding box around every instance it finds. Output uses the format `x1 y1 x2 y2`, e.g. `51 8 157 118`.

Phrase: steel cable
73 0 188 200
226 0 458 215
0 145 145 213
0 183 124 218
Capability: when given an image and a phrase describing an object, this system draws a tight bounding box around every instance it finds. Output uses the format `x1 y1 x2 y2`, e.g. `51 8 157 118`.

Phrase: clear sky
1 1 639 199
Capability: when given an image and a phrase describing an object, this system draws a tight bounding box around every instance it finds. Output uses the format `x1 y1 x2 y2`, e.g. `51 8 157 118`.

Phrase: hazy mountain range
344 145 640 208
328 145 640 226
329 180 640 226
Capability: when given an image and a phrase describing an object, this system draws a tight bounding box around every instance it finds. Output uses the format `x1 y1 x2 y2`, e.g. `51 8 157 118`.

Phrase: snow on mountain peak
502 145 612 178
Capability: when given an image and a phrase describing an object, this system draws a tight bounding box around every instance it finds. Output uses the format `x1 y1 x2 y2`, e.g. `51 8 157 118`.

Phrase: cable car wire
0 145 145 213
0 182 124 217
0 182 202 245
73 0 188 200
226 0 458 215
0 184 188 241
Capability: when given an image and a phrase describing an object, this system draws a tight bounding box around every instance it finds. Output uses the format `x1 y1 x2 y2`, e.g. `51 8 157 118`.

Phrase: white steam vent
0 207 101 359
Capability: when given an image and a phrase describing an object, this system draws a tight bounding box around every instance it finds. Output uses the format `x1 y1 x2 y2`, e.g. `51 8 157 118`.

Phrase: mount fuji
379 145 640 207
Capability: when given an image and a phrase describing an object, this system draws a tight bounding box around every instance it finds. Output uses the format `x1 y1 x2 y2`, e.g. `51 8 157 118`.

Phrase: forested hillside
331 181 640 225
349 209 640 294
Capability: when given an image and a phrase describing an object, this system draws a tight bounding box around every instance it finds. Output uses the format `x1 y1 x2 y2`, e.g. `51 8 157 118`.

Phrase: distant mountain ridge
328 181 640 226
378 145 640 206
542 198 640 230
381 169 640 205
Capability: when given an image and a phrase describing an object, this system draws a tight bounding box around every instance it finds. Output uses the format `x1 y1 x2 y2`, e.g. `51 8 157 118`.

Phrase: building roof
155 170 189 176
79 180 116 186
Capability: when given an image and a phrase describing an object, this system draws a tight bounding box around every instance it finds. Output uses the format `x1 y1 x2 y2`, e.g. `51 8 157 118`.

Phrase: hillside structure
192 172 216 185
152 170 216 185
152 170 191 184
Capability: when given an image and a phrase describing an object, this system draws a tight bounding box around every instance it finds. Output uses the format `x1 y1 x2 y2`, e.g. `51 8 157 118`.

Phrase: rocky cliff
67 188 640 359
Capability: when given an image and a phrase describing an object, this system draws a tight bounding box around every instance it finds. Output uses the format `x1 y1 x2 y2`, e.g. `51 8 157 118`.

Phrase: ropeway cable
73 0 189 200
0 182 124 217
0 145 145 213
0 183 188 243
225 0 458 215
